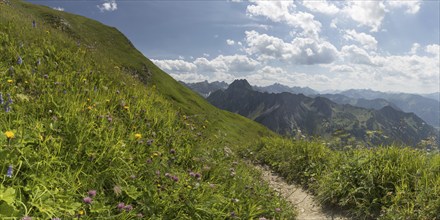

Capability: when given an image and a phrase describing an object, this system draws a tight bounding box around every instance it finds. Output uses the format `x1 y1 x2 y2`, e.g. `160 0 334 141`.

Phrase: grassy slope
0 1 291 219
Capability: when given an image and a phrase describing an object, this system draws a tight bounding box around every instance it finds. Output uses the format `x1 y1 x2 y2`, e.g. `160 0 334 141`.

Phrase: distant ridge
208 79 439 148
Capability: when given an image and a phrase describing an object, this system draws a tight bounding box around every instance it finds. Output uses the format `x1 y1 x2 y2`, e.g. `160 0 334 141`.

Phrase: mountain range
183 80 440 129
207 79 439 149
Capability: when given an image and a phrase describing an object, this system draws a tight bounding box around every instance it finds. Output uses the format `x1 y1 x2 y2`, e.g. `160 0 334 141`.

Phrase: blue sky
29 0 439 93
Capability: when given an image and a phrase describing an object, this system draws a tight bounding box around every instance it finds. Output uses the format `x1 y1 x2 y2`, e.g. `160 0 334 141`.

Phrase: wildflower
9 66 14 74
169 149 176 154
134 133 142 139
259 218 268 220
6 165 13 177
113 185 122 196
164 173 171 178
189 172 196 177
146 158 152 164
32 20 36 28
171 175 179 182
7 94 12 104
7 79 13 83
83 197 92 204
17 56 23 65
43 74 48 79
0 93 3 105
231 198 239 203
78 210 84 215
22 217 32 220
124 204 133 211
275 208 281 212
123 105 129 110
195 173 202 180
117 202 125 210
230 212 236 217
5 131 14 139
136 213 144 218
130 174 136 179
88 190 97 197
51 218 61 220
146 139 154 146
36 59 41 66
155 170 160 175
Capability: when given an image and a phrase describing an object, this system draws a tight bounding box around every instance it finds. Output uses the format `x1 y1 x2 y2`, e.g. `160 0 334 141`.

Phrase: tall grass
241 137 440 219
0 2 295 219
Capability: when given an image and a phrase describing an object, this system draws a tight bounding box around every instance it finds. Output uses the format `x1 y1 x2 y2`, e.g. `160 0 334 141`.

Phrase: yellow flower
4 131 14 139
78 210 84 215
123 105 129 110
134 133 142 139
87 106 93 110
7 79 13 83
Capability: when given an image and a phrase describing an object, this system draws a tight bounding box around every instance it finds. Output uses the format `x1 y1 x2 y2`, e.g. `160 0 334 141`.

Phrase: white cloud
343 29 378 50
97 0 117 12
388 1 421 14
226 39 235 46
426 44 440 57
245 30 338 65
342 1 387 32
52 7 64 11
409 43 420 54
340 45 374 65
151 59 197 73
301 0 340 15
195 54 260 74
330 18 338 29
246 0 322 38
329 64 354 73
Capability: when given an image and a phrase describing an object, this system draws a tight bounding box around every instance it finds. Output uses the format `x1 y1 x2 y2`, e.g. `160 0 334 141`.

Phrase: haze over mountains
205 79 439 148
182 80 440 130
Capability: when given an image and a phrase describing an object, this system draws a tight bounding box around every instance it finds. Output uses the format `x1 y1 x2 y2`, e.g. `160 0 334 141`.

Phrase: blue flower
0 93 3 105
17 56 23 65
6 165 12 178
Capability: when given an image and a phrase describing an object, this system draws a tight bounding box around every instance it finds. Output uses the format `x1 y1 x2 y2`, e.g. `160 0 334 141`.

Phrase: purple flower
146 158 152 164
275 208 281 212
189 172 196 177
117 202 125 210
21 217 32 220
124 204 133 211
171 175 179 182
83 197 92 204
51 218 61 220
169 149 176 154
7 94 12 104
17 56 23 65
195 173 202 180
6 165 12 178
230 212 236 217
165 173 171 178
88 190 97 197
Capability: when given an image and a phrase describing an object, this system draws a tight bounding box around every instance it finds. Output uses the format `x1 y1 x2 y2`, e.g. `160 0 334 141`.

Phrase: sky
28 0 440 94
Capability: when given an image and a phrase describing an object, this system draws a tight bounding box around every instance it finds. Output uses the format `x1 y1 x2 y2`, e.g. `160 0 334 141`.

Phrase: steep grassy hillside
0 1 292 219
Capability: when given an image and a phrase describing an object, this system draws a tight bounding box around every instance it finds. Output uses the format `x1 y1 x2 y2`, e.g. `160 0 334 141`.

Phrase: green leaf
0 187 16 205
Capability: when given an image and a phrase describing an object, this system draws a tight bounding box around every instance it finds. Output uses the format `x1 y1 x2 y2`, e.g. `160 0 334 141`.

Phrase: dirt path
256 165 348 220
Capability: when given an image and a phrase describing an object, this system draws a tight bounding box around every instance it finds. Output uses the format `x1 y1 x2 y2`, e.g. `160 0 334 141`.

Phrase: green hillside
2 1 439 220
0 1 291 219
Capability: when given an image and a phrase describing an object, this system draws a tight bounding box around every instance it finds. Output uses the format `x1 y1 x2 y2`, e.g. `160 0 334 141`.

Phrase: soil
256 165 349 220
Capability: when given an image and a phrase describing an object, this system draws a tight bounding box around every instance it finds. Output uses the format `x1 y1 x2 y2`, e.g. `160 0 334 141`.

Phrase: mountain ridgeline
207 80 439 148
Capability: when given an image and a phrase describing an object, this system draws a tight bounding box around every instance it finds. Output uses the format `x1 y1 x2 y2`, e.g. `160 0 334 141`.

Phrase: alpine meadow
0 1 439 220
